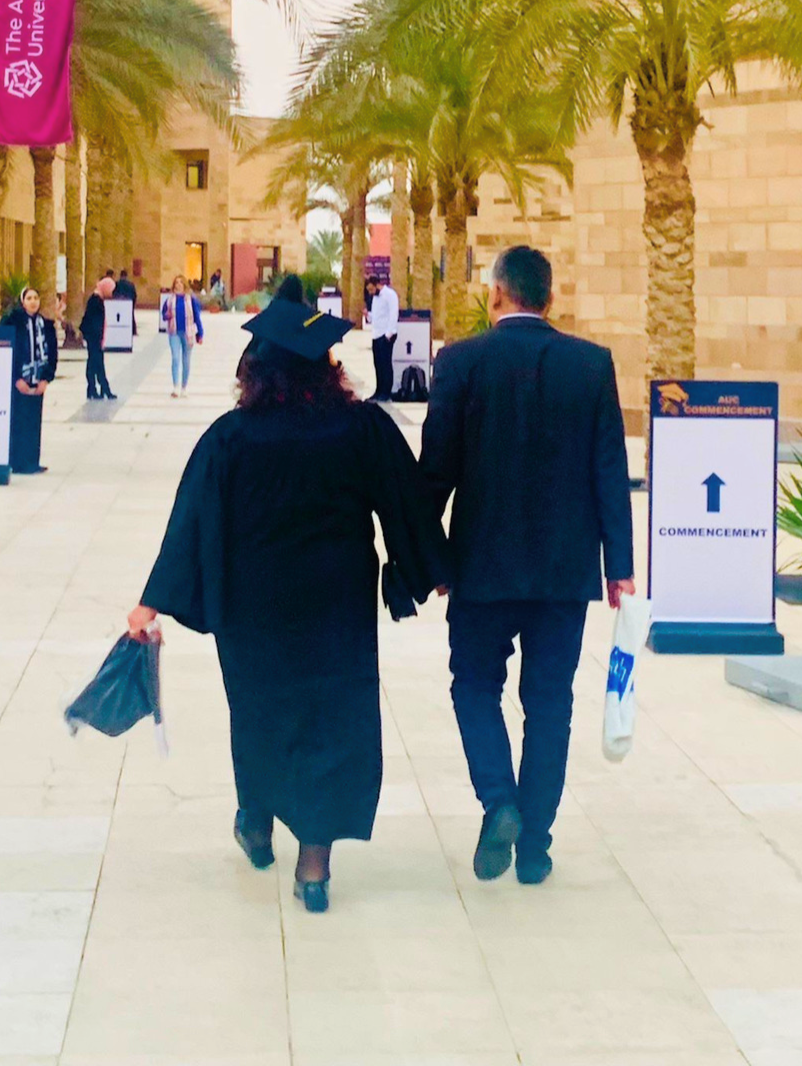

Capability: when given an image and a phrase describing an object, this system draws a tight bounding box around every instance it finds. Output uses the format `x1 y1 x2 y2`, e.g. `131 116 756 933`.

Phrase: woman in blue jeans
162 275 204 397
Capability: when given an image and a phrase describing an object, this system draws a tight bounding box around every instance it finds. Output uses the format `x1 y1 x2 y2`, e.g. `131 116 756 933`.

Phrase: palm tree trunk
350 185 368 331
84 136 104 292
0 146 12 210
30 147 57 319
63 138 84 347
108 154 128 273
99 151 116 276
340 209 354 322
122 160 134 271
444 186 469 344
410 179 434 311
637 139 696 450
390 159 410 305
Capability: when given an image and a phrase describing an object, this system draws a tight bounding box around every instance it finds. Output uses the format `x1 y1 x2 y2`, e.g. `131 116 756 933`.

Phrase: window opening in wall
186 160 207 190
185 242 206 291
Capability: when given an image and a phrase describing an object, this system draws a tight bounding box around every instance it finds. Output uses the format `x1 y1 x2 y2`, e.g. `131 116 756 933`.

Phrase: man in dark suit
114 269 138 336
421 246 634 885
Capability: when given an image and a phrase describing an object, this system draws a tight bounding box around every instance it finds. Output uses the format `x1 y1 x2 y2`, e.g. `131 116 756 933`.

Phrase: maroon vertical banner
0 0 75 146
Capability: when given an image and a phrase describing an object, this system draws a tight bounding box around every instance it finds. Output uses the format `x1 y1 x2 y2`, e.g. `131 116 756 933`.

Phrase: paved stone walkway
2 311 802 1066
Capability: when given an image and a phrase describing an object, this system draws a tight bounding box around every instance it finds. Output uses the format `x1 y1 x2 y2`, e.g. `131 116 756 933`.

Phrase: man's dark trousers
448 598 588 854
371 334 397 399
85 340 110 397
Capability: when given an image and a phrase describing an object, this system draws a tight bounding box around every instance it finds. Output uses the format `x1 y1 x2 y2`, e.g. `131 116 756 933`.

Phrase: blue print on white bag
607 647 635 699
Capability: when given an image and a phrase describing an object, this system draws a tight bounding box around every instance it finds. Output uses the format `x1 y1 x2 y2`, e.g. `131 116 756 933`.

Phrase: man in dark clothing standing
114 269 138 336
420 246 634 886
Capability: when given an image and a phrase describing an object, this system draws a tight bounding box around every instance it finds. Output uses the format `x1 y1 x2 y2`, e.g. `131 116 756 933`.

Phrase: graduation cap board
243 299 353 361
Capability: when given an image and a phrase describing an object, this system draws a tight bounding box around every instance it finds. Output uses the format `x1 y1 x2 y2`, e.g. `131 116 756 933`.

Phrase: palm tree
296 0 572 341
251 109 385 323
495 0 802 413
307 229 343 278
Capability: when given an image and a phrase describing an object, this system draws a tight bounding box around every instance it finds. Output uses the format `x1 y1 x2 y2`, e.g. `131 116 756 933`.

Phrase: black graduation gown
2 308 58 473
142 401 451 844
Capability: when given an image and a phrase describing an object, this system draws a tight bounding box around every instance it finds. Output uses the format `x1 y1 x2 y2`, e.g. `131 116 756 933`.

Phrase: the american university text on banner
0 0 74 146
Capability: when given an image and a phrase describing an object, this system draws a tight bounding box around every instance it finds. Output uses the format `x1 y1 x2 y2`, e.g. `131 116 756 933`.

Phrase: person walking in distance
162 274 204 398
367 275 399 402
420 246 634 885
80 277 117 401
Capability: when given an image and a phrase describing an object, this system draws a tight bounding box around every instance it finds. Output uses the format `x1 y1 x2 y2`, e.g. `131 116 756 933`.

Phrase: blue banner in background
651 381 778 420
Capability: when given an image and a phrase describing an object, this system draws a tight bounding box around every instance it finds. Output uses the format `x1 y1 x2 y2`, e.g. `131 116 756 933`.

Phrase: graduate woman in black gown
128 298 450 913
2 287 58 474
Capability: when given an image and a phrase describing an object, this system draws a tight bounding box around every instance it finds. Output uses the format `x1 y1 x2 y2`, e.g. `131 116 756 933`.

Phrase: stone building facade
129 0 305 305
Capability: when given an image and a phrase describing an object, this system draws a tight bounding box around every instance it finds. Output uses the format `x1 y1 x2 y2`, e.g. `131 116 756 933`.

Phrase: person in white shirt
367 275 400 401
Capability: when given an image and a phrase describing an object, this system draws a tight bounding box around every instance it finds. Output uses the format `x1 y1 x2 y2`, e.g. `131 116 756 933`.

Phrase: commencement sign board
648 380 783 655
393 309 432 394
103 298 134 352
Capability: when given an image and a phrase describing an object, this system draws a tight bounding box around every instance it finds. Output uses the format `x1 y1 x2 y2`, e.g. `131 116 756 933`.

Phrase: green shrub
467 291 491 335
779 442 802 570
1 270 29 314
233 289 271 312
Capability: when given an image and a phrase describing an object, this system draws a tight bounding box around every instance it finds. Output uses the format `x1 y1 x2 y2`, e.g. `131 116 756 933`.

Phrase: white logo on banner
4 59 43 98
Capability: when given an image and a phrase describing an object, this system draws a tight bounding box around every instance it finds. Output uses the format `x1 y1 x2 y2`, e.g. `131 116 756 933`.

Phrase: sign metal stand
0 325 13 485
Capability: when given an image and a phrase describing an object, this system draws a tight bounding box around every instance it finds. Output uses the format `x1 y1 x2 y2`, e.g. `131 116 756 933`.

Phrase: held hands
128 604 158 638
607 578 636 610
35 381 48 396
15 380 34 395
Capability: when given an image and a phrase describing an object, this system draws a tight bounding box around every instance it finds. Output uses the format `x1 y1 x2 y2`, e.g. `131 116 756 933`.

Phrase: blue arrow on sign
703 473 725 513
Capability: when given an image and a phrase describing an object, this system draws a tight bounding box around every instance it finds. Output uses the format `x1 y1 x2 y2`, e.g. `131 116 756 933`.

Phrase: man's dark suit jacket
420 315 634 603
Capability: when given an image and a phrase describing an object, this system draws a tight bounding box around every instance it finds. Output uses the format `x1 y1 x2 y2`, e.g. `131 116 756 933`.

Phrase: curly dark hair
237 342 356 412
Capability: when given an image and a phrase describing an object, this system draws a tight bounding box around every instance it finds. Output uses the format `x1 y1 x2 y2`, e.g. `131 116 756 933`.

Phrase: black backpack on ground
395 365 429 403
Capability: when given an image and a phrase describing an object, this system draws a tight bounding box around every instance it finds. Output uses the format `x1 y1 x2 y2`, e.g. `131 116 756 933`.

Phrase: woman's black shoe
294 879 329 913
87 391 100 400
103 391 118 400
233 810 275 869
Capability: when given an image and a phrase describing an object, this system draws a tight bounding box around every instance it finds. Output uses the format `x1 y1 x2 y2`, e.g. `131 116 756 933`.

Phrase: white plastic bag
603 595 652 762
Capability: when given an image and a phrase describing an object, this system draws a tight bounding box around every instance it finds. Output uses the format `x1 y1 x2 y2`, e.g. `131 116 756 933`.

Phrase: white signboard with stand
104 299 134 352
0 326 13 485
317 291 343 318
392 311 432 394
648 380 782 654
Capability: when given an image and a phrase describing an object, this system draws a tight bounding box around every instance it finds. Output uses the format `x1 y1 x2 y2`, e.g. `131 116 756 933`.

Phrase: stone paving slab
1 310 802 1063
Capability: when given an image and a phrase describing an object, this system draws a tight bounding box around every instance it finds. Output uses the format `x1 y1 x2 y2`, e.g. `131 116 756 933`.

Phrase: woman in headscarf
1 286 58 474
162 274 204 398
80 277 117 400
128 300 450 913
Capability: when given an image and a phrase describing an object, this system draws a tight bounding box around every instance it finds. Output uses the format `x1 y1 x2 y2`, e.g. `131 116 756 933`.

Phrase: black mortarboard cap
242 298 353 361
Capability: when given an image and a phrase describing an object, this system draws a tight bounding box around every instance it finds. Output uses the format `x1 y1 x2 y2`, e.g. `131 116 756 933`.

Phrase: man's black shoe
516 849 553 885
473 803 522 881
233 810 275 870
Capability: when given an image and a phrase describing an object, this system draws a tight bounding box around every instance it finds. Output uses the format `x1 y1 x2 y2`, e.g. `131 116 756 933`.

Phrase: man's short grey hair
491 246 553 312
